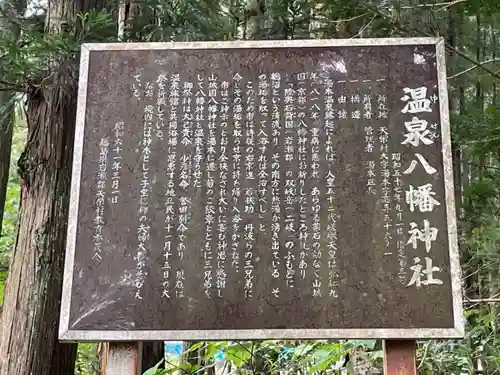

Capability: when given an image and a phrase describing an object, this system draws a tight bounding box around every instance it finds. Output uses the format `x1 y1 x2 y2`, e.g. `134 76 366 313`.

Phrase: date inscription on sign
59 38 464 341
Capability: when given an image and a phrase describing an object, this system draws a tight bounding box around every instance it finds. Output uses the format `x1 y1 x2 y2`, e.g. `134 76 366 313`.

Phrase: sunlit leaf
143 358 164 375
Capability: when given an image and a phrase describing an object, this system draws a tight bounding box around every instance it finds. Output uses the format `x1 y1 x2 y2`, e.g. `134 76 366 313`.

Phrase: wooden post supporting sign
383 340 417 375
105 342 142 375
107 340 419 375
59 37 464 375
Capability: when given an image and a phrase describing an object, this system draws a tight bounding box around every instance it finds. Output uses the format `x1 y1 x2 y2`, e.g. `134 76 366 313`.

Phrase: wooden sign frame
59 37 464 342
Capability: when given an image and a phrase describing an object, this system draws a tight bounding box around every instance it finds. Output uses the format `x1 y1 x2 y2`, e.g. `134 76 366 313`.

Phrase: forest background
0 0 498 374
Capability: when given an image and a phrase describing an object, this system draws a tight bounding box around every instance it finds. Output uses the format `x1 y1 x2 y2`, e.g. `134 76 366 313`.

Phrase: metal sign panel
59 38 464 341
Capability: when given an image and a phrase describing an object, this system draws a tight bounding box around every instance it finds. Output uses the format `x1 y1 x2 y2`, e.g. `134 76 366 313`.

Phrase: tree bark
0 0 25 237
446 2 462 220
0 65 79 375
245 0 265 39
141 341 166 373
0 96 13 238
0 0 107 374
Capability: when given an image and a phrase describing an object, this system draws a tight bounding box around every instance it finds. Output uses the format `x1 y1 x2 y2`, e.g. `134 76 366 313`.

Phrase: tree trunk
0 0 26 237
0 0 107 373
141 341 166 373
0 65 79 375
446 3 462 220
0 96 13 238
245 0 265 39
492 18 497 105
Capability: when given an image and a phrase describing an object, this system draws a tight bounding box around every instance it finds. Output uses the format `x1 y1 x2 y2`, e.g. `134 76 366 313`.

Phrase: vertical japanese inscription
283 80 296 290
93 138 109 262
217 76 230 297
400 86 443 288
364 92 376 196
200 73 214 299
324 77 338 299
135 94 154 300
231 74 243 276
159 73 173 299
392 151 405 282
177 73 190 299
257 73 270 290
365 125 376 195
110 123 124 204
243 77 256 299
69 44 458 335
296 74 309 283
270 72 281 298
379 121 392 248
309 74 323 298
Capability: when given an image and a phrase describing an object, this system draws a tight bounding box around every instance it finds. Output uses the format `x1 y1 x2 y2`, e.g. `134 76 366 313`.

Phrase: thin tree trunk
228 0 238 39
245 0 264 40
309 0 323 38
0 0 107 373
0 97 13 238
0 0 25 237
447 3 462 220
492 18 497 105
141 341 165 373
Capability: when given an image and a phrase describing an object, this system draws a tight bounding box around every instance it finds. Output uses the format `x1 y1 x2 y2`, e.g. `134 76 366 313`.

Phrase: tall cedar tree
0 0 107 373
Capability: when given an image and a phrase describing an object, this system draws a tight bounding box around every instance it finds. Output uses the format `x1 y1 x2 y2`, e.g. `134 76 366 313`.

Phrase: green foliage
0 9 116 90
143 340 383 375
417 308 500 374
0 0 499 374
143 358 165 375
74 344 99 375
0 116 26 302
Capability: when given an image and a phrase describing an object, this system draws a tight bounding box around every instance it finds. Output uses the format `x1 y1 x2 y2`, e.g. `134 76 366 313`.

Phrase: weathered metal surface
59 38 463 341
